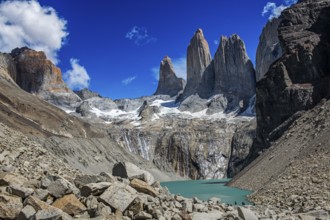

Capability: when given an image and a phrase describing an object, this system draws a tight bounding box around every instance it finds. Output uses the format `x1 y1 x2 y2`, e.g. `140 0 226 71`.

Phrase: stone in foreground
0 192 23 219
237 207 258 220
129 179 158 197
80 182 111 197
99 182 137 212
52 194 86 216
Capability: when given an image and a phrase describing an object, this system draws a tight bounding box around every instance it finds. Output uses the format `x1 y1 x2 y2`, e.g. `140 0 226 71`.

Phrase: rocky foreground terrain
1 123 327 220
0 0 330 219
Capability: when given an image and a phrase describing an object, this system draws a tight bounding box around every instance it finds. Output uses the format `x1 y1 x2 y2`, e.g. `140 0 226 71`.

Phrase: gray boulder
237 207 258 220
112 162 154 185
81 182 111 197
99 182 137 212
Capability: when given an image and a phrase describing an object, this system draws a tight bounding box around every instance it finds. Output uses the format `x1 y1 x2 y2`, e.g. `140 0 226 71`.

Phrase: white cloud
0 0 68 64
151 57 187 81
125 26 157 46
262 0 297 20
122 76 137 85
64 59 90 90
214 40 219 45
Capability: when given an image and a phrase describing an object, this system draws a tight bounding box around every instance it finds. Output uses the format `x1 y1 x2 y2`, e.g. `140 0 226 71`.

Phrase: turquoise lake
160 179 252 205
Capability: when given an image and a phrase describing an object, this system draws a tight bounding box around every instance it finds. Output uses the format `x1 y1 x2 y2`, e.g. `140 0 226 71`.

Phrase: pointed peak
194 28 204 37
163 55 171 61
161 56 173 66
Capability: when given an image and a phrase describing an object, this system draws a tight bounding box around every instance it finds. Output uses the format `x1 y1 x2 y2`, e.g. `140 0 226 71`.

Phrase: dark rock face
11 47 68 94
252 0 330 156
213 35 256 109
255 18 283 82
154 56 185 97
227 119 256 178
75 88 101 100
10 47 81 109
182 29 212 99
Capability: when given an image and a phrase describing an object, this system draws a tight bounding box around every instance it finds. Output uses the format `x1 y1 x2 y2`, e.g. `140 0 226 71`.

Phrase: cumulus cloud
151 57 187 81
0 0 68 64
262 0 298 20
122 76 137 85
125 26 157 46
64 59 90 90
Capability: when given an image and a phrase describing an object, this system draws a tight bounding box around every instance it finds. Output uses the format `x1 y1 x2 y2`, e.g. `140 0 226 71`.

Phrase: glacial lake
161 179 252 205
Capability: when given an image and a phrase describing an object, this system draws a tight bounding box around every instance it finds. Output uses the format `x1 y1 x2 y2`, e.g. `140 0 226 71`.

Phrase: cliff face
10 47 81 109
255 18 283 82
252 0 330 154
214 35 256 108
182 29 212 99
154 56 185 97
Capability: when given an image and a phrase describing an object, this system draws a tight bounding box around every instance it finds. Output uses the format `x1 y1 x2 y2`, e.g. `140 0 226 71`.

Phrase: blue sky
0 0 297 99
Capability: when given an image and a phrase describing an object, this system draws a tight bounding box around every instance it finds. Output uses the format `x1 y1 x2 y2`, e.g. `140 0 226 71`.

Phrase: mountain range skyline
0 0 297 99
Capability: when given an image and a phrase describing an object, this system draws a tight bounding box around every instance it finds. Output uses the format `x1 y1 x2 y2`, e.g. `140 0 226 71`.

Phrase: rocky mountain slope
250 0 330 160
1 122 326 220
229 0 330 216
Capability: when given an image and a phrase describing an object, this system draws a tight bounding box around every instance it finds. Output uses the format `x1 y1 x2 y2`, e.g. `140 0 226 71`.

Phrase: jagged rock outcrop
255 18 283 82
251 0 330 156
75 88 101 100
10 47 81 109
154 56 185 97
182 29 212 99
213 35 256 109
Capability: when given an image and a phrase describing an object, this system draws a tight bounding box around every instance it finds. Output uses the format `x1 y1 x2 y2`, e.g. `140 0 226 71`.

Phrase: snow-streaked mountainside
64 95 255 126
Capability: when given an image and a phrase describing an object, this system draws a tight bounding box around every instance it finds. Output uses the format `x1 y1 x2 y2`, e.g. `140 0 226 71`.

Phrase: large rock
255 18 283 82
182 29 212 99
154 56 185 97
213 34 256 110
251 0 330 157
10 47 81 110
0 173 27 186
237 207 258 220
25 196 72 219
52 194 86 216
129 179 158 197
0 192 23 219
6 185 34 198
112 162 154 185
47 178 78 199
99 182 137 212
80 182 111 197
17 205 36 220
